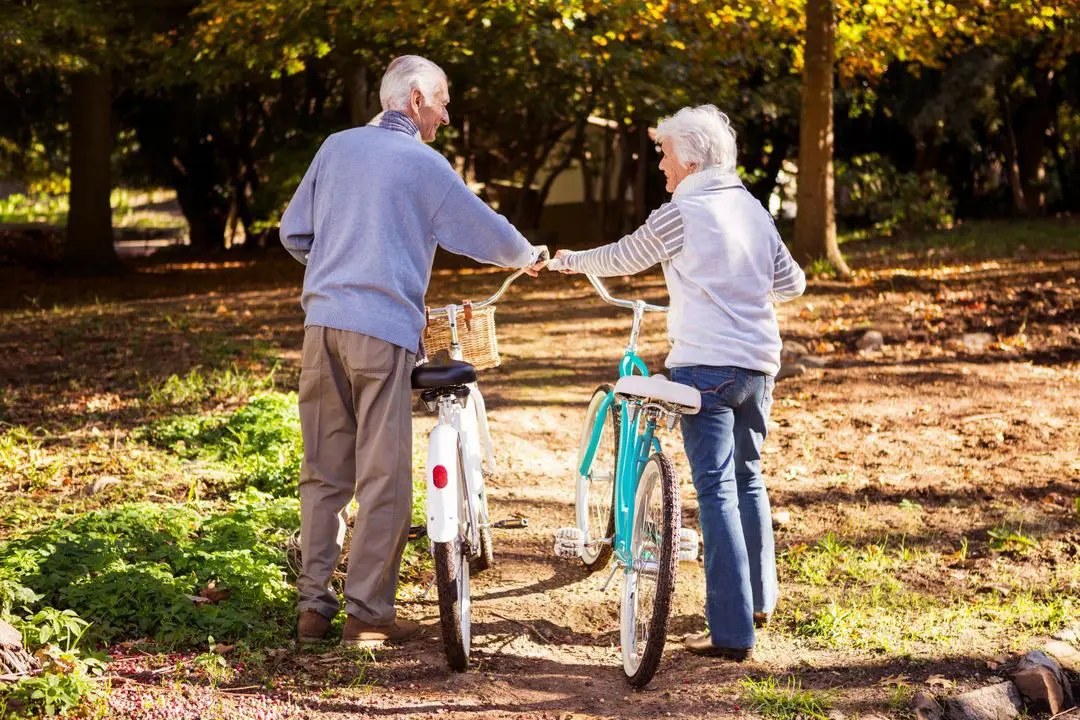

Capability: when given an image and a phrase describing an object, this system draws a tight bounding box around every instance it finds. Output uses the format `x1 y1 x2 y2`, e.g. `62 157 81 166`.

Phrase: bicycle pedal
553 527 584 559
491 518 529 530
678 527 700 562
407 525 427 541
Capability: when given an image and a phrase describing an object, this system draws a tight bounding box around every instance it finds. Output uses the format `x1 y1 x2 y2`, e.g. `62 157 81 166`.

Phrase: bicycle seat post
445 304 461 358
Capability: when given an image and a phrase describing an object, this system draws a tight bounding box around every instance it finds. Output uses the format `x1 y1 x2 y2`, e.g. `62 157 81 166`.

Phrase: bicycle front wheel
621 452 679 687
576 384 619 572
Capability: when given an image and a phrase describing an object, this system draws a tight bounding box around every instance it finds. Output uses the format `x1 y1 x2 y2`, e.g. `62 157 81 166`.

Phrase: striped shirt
562 202 805 305
564 203 685 276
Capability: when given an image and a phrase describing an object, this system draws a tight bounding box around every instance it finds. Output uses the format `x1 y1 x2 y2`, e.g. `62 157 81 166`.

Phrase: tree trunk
748 133 792 207
793 0 850 278
996 78 1027 214
1014 67 1055 216
634 121 649 223
65 70 120 274
345 60 378 126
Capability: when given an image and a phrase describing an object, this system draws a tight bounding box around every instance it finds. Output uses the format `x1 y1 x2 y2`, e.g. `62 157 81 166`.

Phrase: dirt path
1 241 1077 719
273 251 1080 719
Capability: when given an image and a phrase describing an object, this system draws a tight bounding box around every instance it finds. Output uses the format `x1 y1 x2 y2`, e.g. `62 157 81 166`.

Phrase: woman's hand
552 249 579 274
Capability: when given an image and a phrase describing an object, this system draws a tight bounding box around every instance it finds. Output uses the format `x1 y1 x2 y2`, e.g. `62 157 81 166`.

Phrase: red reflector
432 465 448 489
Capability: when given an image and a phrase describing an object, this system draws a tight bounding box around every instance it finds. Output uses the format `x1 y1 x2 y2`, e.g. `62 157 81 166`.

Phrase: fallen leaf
927 675 954 688
199 580 231 604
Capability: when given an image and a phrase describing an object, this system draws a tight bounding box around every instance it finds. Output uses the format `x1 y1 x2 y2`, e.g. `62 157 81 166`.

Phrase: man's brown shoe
683 631 753 661
297 610 332 643
342 616 421 647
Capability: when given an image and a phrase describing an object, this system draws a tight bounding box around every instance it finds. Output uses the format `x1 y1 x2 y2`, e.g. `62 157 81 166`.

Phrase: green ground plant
738 676 832 720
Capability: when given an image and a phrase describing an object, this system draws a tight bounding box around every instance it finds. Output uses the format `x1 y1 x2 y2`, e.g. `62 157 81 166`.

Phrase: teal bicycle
549 267 702 686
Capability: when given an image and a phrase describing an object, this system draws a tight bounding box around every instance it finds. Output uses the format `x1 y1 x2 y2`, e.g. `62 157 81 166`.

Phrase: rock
1053 625 1080 644
945 681 1022 720
0 620 22 649
0 620 35 676
776 363 806 381
913 691 945 720
856 330 884 351
772 509 792 526
781 340 809 361
961 332 995 353
1011 650 1075 714
87 475 121 495
800 355 828 368
1045 640 1080 673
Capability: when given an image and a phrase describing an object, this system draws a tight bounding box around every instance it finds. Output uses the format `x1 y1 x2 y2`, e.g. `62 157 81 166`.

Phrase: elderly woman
554 105 805 660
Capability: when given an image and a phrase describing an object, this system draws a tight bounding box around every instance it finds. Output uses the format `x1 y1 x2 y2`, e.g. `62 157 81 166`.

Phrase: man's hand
553 249 579 274
523 258 545 277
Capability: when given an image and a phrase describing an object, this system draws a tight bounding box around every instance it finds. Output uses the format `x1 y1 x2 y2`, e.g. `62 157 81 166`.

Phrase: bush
144 392 302 496
836 153 955 236
0 489 300 648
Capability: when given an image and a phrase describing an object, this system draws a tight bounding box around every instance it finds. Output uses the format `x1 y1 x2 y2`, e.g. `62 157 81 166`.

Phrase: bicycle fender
426 424 461 543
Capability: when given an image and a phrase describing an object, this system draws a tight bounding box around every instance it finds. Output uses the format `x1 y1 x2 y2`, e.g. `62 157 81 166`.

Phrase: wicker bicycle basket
422 305 500 369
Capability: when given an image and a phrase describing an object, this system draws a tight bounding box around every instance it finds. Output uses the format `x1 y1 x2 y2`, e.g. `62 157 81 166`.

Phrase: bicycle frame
577 292 666 568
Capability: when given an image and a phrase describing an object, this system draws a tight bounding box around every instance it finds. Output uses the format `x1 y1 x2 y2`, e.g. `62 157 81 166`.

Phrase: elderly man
555 105 805 661
280 55 543 647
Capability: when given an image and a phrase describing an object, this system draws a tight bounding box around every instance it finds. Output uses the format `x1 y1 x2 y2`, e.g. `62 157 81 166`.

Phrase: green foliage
0 489 300 648
804 256 838 280
0 610 107 718
145 365 278 409
145 392 302 496
738 676 832 720
987 525 1038 554
836 154 955 237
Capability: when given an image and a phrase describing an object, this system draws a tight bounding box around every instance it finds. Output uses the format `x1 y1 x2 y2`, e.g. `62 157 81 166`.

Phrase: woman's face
658 137 697 193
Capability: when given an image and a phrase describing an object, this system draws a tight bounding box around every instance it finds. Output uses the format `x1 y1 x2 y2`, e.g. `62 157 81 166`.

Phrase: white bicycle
412 253 544 671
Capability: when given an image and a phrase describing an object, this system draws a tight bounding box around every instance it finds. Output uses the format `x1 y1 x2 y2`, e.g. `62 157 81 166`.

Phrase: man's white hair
379 55 447 112
655 105 738 173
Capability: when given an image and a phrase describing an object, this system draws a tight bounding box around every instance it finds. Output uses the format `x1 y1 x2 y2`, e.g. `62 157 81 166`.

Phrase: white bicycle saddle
614 374 701 415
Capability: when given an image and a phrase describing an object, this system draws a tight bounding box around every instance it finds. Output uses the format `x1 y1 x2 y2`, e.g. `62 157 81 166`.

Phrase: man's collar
672 166 744 199
367 110 422 141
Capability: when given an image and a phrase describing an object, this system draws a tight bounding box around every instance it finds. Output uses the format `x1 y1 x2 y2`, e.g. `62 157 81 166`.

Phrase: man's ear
411 88 423 114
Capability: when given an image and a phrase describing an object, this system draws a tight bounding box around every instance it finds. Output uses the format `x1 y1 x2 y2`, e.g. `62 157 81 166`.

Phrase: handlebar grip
533 245 550 263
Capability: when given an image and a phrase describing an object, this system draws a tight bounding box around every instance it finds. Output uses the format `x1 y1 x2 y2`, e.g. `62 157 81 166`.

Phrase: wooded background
1 0 1077 275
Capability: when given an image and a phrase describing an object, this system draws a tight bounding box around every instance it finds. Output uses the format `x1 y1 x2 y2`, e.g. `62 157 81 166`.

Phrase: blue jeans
670 365 778 649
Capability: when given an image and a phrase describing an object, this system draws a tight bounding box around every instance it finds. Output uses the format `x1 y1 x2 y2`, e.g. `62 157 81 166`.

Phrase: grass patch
144 392 301 497
145 364 278 409
0 488 299 648
739 676 832 720
780 534 1076 654
846 217 1080 257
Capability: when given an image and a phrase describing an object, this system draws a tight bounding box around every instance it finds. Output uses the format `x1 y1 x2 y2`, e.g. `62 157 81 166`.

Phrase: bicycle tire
621 452 679 687
576 384 619 572
433 538 470 672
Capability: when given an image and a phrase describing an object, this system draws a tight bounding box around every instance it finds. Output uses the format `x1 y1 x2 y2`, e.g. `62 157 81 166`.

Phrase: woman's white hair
379 55 447 112
655 105 738 173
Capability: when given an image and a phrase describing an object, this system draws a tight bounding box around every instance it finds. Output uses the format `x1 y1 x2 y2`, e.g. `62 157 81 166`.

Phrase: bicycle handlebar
427 246 549 317
546 256 667 313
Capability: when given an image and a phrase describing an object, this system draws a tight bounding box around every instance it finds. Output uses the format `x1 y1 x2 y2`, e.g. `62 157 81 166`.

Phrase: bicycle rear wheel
433 455 472 672
576 384 619 572
620 452 679 687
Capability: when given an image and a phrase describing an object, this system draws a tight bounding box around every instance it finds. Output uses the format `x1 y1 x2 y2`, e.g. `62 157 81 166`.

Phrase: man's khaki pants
297 326 415 625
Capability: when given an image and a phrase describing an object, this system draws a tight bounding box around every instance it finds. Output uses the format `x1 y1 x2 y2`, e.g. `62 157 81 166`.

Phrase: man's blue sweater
279 114 536 353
